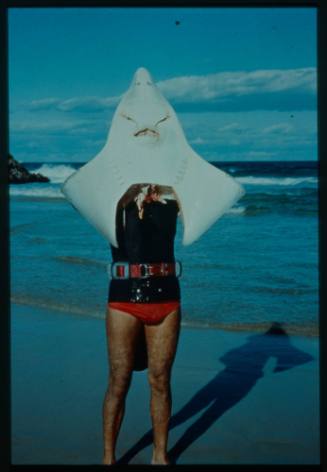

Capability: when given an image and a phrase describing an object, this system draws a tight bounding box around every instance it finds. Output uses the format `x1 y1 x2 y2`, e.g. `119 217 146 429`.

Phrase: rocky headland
9 154 49 184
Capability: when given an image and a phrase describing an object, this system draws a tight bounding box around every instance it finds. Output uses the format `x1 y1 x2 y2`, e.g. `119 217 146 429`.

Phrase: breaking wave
31 163 76 183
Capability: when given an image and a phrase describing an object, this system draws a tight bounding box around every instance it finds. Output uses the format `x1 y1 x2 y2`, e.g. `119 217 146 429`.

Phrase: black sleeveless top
108 198 181 303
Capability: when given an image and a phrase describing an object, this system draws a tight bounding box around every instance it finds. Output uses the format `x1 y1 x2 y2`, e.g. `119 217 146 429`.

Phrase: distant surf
10 161 318 208
237 176 317 186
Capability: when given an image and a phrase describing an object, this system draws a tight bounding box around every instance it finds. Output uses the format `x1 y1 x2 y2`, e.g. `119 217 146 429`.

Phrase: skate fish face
108 67 185 149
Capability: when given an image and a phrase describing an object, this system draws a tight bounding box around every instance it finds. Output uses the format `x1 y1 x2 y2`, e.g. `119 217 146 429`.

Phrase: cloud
178 110 317 162
57 96 120 112
11 120 80 132
157 68 316 100
217 122 250 134
157 68 317 112
262 123 294 135
24 68 317 116
29 96 120 112
28 98 61 110
189 136 207 145
10 114 110 136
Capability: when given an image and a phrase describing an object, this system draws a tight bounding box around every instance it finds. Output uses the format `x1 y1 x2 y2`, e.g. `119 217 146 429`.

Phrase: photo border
1 1 325 470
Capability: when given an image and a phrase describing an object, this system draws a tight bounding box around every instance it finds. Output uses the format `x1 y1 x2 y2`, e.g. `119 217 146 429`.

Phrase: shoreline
10 297 319 338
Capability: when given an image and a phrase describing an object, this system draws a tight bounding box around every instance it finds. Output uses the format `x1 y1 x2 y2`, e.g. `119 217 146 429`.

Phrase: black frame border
1 1 325 471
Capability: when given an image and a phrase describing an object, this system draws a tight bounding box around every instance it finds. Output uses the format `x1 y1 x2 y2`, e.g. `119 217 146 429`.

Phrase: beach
10 160 320 464
11 302 319 465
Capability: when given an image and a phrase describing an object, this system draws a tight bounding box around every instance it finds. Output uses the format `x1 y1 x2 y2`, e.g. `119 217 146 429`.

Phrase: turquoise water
10 161 319 336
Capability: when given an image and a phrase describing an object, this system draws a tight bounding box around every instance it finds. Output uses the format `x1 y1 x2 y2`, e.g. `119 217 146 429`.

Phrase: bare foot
102 455 116 465
151 453 170 465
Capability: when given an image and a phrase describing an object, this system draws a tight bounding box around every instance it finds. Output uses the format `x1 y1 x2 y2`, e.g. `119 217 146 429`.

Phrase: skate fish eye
120 113 136 122
155 114 170 126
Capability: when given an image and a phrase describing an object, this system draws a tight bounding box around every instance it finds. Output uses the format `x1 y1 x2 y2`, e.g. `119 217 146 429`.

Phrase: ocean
10 160 319 337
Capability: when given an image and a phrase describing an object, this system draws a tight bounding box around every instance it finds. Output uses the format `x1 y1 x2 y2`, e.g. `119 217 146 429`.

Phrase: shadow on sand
117 322 314 464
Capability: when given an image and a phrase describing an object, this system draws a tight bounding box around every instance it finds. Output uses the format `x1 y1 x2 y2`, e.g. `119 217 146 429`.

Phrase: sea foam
236 176 317 186
32 164 76 183
10 185 64 199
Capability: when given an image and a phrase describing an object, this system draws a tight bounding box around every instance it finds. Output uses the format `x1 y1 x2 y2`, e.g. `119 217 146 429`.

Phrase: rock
8 154 50 184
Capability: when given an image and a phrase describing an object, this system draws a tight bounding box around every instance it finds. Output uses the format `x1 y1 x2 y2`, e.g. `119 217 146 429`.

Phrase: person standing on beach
104 182 181 465
61 67 244 465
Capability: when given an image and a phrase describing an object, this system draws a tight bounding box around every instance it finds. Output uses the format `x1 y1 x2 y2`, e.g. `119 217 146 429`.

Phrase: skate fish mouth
134 128 159 137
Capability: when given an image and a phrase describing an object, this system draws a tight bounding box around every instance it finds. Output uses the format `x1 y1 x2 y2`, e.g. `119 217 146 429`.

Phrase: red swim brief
108 301 180 324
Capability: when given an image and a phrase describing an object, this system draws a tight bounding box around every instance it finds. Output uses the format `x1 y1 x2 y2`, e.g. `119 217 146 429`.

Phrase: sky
8 7 317 163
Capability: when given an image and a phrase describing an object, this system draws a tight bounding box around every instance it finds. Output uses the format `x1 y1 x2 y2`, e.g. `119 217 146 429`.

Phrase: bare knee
148 367 171 395
108 365 132 399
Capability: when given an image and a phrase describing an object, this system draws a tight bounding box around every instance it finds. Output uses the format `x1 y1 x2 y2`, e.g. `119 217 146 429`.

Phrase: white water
32 164 76 183
236 176 317 186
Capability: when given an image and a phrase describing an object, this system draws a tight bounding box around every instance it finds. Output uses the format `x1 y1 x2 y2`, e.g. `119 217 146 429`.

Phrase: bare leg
145 308 181 465
103 307 143 465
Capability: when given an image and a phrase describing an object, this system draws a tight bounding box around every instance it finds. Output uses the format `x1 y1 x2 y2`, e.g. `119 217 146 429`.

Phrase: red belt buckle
129 264 149 278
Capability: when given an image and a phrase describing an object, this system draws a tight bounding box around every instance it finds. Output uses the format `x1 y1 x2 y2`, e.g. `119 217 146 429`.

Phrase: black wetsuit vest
108 198 180 303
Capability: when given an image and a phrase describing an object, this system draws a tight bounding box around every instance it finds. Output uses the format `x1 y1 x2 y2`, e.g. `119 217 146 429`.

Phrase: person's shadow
116 322 315 464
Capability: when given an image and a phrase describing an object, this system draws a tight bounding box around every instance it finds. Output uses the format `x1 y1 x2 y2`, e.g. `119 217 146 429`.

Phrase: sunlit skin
102 185 181 466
